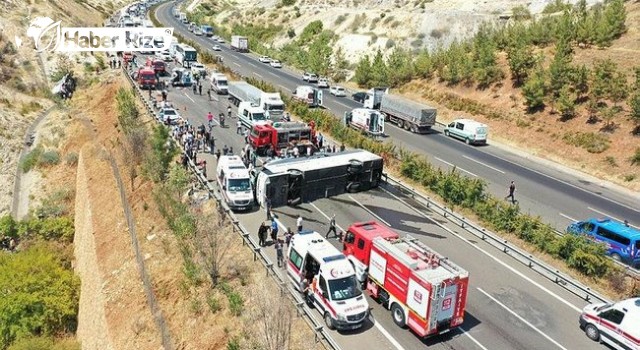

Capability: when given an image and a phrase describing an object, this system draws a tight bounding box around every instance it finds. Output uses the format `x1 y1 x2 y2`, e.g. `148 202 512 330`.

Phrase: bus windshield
328 275 362 301
252 112 266 121
184 50 197 61
267 104 284 111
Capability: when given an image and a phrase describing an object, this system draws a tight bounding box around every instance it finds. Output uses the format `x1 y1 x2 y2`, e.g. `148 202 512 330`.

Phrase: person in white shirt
292 146 299 158
296 215 303 233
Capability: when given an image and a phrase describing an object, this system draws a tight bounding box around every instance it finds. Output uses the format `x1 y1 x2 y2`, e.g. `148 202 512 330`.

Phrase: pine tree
386 48 414 87
609 71 628 108
414 50 434 79
521 68 547 111
506 39 536 85
354 55 372 87
591 59 616 101
556 85 576 119
633 66 640 90
548 36 573 100
629 93 640 132
473 32 502 88
571 64 590 100
604 0 627 39
307 31 333 76
370 49 389 87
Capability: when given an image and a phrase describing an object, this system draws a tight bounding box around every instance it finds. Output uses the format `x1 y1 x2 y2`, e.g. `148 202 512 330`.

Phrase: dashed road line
233 62 241 67
434 157 478 177
462 155 506 174
559 213 577 222
253 72 263 78
587 207 637 228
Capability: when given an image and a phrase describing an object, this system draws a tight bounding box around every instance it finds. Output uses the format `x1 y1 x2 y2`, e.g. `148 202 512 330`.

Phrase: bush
0 243 80 348
334 15 347 26
8 336 79 350
562 132 610 153
630 148 640 166
40 150 61 166
20 147 43 172
65 152 78 166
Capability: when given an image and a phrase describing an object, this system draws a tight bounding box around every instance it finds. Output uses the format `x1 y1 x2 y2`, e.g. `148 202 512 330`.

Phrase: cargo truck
253 149 383 208
364 89 437 133
227 81 284 120
343 221 469 338
201 25 214 37
231 35 249 52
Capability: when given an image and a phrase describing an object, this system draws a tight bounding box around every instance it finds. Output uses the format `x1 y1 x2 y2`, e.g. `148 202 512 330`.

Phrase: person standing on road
193 83 197 94
505 181 516 204
207 112 213 127
325 214 337 239
275 239 284 268
258 222 268 247
199 84 202 95
297 215 303 233
271 219 279 243
207 88 211 101
265 196 272 221
236 120 242 134
243 128 249 144
227 105 232 119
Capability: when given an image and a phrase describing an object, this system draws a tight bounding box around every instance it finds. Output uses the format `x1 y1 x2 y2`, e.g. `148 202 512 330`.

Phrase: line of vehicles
136 4 640 349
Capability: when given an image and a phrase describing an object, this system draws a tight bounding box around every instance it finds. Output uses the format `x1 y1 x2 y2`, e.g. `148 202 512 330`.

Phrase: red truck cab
136 67 157 89
343 221 399 267
148 58 165 75
122 51 133 63
249 121 316 156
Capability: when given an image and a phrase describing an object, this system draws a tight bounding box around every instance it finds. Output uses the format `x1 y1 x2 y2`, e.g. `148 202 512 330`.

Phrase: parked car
258 55 271 63
444 118 488 145
352 91 367 103
194 28 203 36
329 86 346 97
269 60 282 68
191 62 207 76
317 78 329 88
158 108 181 125
217 38 225 43
212 45 221 51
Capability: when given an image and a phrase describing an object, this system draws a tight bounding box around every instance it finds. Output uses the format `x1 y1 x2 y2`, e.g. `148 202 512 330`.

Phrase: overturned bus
253 149 383 208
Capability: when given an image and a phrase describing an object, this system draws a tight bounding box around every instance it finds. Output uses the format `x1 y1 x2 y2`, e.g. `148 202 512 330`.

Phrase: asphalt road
135 53 607 350
157 2 639 234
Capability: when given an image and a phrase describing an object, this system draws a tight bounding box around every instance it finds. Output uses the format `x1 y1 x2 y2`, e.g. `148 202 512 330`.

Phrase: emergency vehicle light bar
323 254 346 263
298 230 315 235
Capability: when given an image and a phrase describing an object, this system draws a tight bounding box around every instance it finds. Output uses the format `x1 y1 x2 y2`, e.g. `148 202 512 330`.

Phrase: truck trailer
227 81 284 120
253 149 383 208
343 221 469 338
231 35 249 52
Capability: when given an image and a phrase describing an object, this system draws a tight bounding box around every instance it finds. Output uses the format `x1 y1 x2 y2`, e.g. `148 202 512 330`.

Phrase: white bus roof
263 149 381 175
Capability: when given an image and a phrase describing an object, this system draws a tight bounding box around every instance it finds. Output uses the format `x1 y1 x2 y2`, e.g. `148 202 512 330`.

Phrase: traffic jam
115 1 640 350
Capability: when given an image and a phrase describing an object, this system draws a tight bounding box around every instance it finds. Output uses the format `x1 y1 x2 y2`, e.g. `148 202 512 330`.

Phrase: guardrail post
253 247 260 261
443 208 447 218
242 232 249 246
461 218 465 229
314 326 323 343
265 263 273 276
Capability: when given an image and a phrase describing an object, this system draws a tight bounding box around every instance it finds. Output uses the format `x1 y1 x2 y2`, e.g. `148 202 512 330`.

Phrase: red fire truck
342 221 469 338
249 121 317 156
146 58 166 76
135 67 157 89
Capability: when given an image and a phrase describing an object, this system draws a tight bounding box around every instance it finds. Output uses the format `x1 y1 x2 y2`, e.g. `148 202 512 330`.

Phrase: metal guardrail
122 66 342 350
383 174 613 304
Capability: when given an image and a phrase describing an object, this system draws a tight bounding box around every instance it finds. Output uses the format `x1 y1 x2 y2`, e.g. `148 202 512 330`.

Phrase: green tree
386 48 414 87
370 49 389 86
571 64 590 100
506 39 536 85
630 92 640 131
143 125 177 182
521 68 547 111
548 36 573 100
591 59 617 101
633 66 640 90
413 50 434 79
556 85 576 119
603 0 627 39
354 54 372 87
511 5 532 21
0 243 80 348
472 28 502 88
307 31 333 76
609 71 628 108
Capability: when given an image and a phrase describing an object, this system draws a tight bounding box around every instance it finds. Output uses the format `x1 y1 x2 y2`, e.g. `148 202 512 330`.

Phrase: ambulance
216 155 254 211
287 230 369 330
580 298 640 350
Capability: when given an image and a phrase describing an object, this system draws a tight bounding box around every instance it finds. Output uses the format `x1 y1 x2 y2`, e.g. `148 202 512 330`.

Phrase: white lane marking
434 157 478 177
309 202 345 232
268 71 279 78
372 321 408 350
278 84 289 91
248 62 257 68
459 327 490 350
462 155 506 174
233 62 241 67
559 213 577 222
253 72 263 78
333 99 351 109
587 207 638 228
379 186 583 313
183 92 195 103
347 195 392 227
477 288 569 350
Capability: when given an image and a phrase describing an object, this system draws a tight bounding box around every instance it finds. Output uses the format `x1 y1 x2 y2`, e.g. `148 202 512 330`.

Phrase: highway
156 2 640 235
133 52 606 350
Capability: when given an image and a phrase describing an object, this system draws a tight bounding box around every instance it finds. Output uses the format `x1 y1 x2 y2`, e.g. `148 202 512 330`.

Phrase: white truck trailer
227 81 284 120
231 35 249 52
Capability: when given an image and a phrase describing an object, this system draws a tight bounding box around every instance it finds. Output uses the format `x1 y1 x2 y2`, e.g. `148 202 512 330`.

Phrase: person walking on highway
317 133 324 150
193 83 197 94
325 214 337 239
227 105 232 119
207 112 213 127
265 197 272 221
258 222 268 247
505 181 517 204
271 219 279 243
223 144 229 155
275 238 284 268
199 84 202 95
297 215 303 233
243 128 249 144
207 89 211 101
236 120 242 134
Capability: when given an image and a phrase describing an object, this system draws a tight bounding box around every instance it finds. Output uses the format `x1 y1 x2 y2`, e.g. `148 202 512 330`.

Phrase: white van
580 298 640 350
209 73 228 95
216 155 254 211
444 118 488 145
